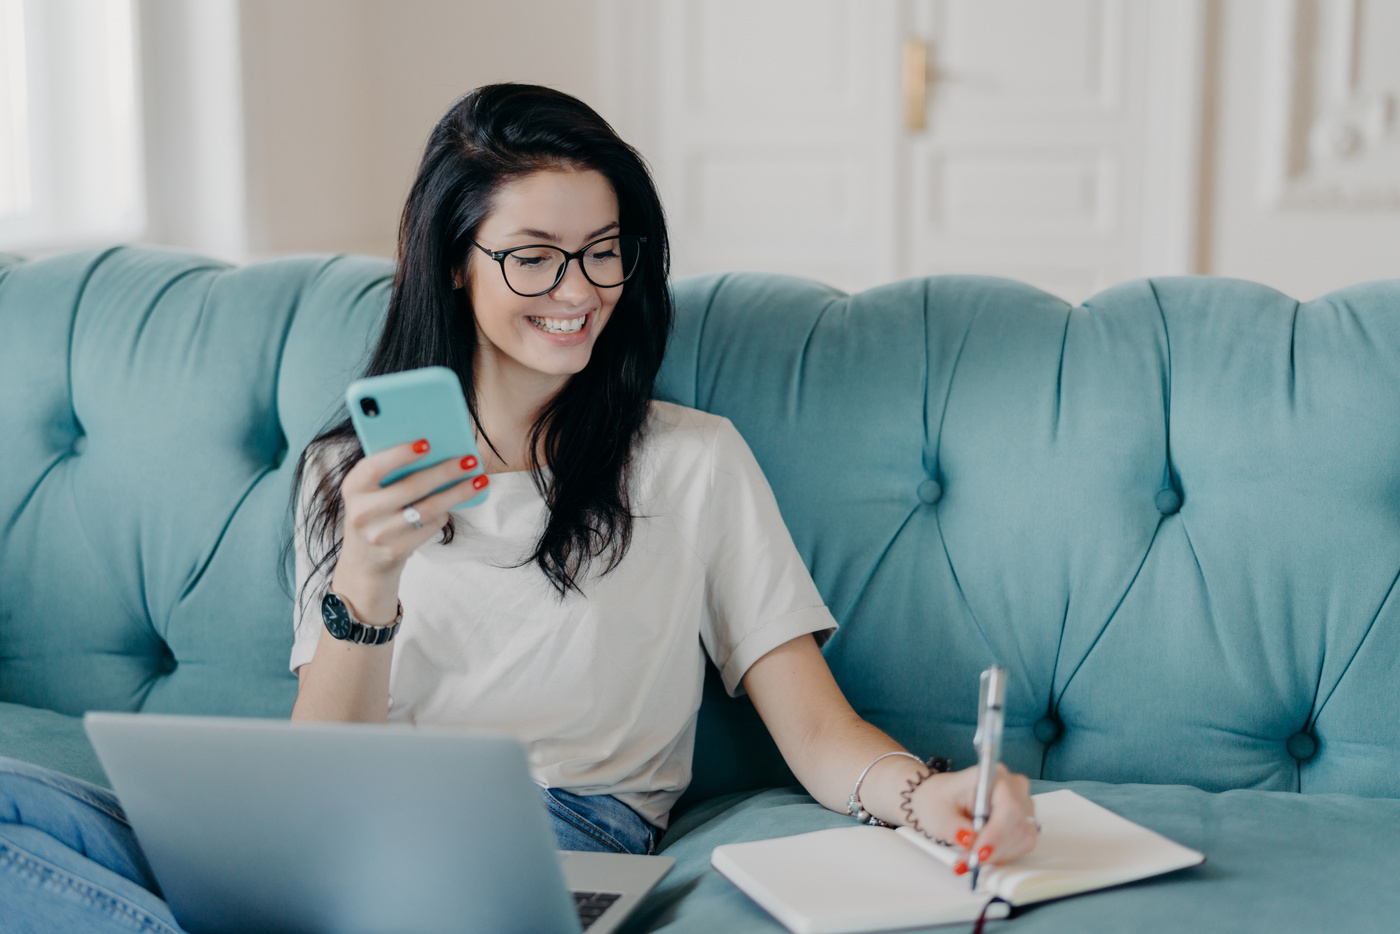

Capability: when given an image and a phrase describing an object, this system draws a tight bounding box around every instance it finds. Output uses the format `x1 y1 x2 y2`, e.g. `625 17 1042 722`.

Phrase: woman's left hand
903 763 1038 868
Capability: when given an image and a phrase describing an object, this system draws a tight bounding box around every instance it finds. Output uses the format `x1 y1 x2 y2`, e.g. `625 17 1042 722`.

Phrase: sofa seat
0 702 107 788
6 697 1398 934
641 783 1400 933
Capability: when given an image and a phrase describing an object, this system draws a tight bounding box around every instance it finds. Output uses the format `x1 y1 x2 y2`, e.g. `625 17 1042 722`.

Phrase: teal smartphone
345 366 488 509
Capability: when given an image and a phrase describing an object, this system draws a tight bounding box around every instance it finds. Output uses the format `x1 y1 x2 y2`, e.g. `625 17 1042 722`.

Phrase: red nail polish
956 829 975 848
412 439 430 454
978 846 993 862
461 455 478 470
472 475 489 490
953 861 968 875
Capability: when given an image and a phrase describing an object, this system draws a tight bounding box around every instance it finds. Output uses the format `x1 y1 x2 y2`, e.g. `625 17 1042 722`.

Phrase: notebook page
711 825 1006 934
992 790 1204 904
900 790 1204 906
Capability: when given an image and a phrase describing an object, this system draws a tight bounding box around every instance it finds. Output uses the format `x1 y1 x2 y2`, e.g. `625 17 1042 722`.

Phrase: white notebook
710 790 1204 934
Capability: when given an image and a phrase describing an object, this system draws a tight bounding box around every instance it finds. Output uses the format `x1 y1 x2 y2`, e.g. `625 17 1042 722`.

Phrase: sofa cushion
0 702 108 787
641 781 1400 933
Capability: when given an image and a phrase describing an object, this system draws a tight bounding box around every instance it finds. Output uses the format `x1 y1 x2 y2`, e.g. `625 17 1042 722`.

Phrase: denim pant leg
539 787 657 855
0 757 186 934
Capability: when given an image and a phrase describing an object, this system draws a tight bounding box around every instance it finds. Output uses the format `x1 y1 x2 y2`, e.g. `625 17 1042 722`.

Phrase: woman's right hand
295 439 485 723
334 440 488 586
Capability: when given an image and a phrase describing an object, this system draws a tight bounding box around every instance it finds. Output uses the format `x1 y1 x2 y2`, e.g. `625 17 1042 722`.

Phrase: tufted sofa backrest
3 248 1398 800
659 272 1400 802
0 248 391 717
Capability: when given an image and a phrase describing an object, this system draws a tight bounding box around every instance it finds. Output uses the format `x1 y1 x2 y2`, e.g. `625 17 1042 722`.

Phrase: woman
0 84 1035 932
290 84 1038 860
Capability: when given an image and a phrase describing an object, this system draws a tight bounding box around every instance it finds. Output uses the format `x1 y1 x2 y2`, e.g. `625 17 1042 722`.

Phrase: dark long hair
289 84 672 603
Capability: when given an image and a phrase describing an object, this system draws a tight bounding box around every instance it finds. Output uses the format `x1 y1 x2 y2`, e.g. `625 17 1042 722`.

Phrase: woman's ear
452 253 474 291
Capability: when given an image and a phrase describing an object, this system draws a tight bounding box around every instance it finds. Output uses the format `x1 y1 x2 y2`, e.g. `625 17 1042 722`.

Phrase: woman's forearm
823 722 935 823
742 636 922 823
809 715 928 824
743 635 1040 863
770 699 926 824
289 564 399 722
292 637 394 722
291 440 478 722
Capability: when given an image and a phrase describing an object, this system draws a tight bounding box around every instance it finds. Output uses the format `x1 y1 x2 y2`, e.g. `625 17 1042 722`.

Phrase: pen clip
973 666 1005 747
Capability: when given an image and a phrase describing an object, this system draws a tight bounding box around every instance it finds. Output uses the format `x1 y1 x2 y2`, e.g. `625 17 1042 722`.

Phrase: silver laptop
84 713 672 934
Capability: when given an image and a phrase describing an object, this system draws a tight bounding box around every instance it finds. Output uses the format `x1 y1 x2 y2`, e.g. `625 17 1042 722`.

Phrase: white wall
1201 0 1400 299
140 0 246 259
129 0 1399 299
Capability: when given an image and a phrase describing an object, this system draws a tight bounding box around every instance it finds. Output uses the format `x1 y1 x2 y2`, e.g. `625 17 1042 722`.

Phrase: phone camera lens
360 397 380 417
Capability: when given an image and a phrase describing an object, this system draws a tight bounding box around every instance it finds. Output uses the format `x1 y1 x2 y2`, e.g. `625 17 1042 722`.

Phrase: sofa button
917 479 942 505
1154 488 1181 515
1286 731 1317 761
70 435 87 456
1033 714 1062 745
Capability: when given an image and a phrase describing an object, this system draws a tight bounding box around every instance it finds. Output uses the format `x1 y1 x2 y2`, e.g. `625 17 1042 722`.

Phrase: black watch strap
321 591 402 645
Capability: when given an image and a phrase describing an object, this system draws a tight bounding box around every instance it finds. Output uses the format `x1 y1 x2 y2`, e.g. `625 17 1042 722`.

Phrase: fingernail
953 861 968 875
978 846 993 862
956 829 975 848
412 439 430 454
460 455 478 470
472 475 489 490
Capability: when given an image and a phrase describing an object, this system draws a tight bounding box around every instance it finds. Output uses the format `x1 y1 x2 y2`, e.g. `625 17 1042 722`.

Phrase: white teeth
528 315 586 334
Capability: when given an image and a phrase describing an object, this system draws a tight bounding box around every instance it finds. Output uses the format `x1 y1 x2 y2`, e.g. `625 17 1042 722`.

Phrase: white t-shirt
291 401 836 827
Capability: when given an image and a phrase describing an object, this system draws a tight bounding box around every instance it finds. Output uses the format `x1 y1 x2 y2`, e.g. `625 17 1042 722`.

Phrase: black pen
968 665 1006 891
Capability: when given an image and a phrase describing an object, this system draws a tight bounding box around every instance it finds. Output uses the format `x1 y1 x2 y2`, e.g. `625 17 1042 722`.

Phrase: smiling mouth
527 314 587 335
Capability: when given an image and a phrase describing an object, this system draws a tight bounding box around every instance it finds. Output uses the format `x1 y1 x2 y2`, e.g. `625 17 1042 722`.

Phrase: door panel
940 0 1122 114
620 0 1202 303
904 0 1146 302
656 0 900 291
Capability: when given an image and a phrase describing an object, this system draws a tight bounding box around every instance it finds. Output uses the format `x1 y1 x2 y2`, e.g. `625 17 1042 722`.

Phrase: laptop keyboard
573 891 622 930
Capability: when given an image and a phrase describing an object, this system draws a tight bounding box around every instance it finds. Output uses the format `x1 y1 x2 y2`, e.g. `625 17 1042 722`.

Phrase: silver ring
1026 815 1042 833
402 506 423 528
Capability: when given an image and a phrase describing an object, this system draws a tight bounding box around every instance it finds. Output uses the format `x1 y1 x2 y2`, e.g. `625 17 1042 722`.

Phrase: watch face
321 592 353 640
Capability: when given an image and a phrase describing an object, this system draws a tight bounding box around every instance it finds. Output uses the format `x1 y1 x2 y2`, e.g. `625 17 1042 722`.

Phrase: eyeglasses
469 235 646 298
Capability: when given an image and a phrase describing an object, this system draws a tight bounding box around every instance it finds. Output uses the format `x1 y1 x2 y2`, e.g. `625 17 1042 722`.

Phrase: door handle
903 38 931 131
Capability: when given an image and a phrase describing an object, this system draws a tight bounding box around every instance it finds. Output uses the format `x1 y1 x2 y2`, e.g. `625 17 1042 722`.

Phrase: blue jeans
539 786 657 855
0 757 657 933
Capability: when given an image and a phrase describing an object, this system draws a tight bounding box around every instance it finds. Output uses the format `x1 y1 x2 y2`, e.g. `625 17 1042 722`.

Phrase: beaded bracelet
847 752 952 828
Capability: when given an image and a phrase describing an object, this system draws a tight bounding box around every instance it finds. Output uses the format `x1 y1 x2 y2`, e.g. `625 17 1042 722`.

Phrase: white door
652 0 902 289
602 0 1204 304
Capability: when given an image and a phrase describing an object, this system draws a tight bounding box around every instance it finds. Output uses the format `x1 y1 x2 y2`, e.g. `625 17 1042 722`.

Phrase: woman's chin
514 341 596 379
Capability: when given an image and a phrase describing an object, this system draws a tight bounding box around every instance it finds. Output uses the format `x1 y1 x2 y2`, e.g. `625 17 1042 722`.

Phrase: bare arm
291 441 485 722
742 634 1038 867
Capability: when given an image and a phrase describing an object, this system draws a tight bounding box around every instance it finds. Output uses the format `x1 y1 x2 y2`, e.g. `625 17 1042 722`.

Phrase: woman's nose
549 257 596 303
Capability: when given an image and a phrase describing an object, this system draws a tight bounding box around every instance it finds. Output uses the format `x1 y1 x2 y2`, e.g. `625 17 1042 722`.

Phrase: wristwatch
320 591 402 645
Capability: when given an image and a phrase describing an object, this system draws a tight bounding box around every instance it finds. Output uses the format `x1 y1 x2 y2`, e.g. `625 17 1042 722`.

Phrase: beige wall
238 0 603 259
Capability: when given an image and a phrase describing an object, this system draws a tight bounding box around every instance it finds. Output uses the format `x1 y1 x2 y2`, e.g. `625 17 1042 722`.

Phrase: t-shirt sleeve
699 418 838 696
289 447 341 674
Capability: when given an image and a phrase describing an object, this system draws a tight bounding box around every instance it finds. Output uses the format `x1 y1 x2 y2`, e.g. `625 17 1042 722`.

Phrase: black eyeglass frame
469 234 648 298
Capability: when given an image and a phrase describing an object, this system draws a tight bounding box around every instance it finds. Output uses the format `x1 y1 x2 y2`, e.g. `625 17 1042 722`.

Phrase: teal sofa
3 247 1399 932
